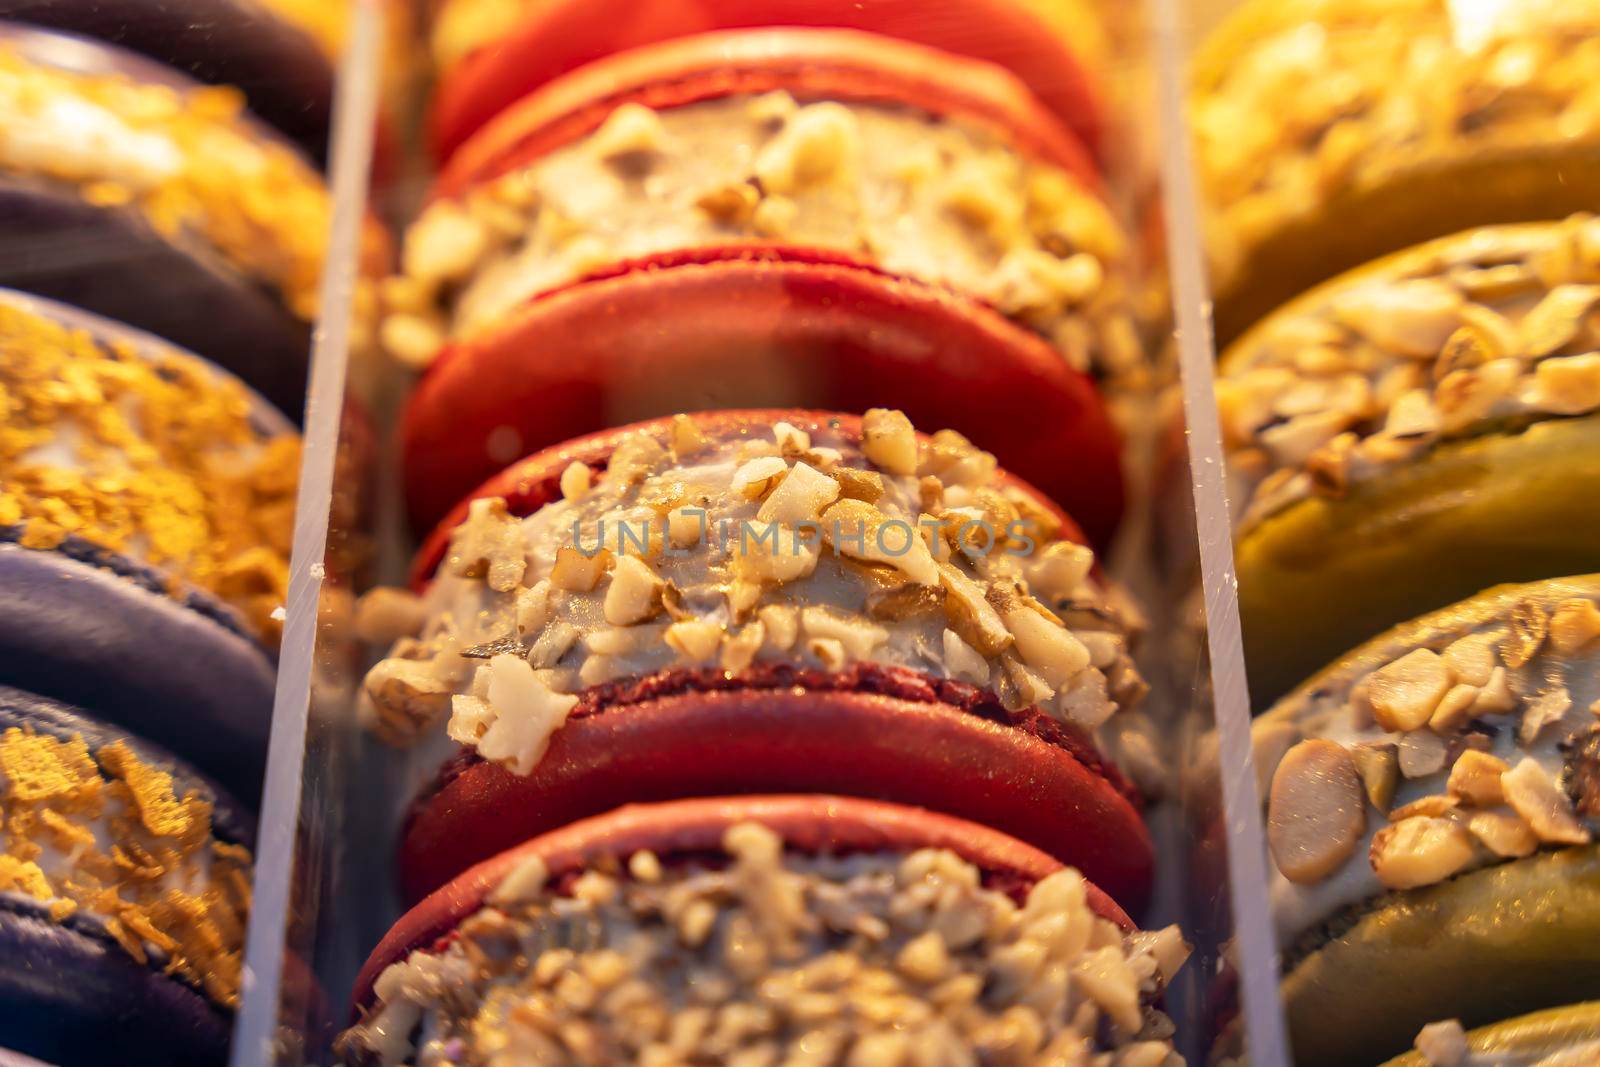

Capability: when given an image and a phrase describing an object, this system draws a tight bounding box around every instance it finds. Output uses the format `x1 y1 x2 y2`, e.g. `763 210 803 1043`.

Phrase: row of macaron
0 9 353 1061
1190 2 1600 1065
338 8 1196 1066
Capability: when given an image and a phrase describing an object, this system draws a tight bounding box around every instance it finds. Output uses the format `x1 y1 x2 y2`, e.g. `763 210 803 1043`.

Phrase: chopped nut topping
1220 217 1600 533
1267 740 1367 885
337 826 1185 1066
362 413 1140 778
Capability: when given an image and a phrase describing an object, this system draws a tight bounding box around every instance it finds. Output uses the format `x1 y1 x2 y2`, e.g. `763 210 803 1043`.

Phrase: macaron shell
1210 139 1600 348
0 540 276 800
1380 1002 1600 1067
1282 845 1600 1067
1237 414 1600 706
427 0 1105 165
359 794 1132 1011
0 901 232 1067
401 248 1125 547
0 0 334 162
0 175 311 421
397 685 1153 911
432 27 1100 202
407 408 1086 588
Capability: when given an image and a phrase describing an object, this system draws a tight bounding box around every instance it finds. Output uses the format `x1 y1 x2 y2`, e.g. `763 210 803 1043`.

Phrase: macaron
1387 1004 1600 1067
0 684 254 1067
424 0 1108 166
1217 215 1600 703
363 409 1157 910
392 29 1132 542
1253 575 1600 1066
0 289 297 798
338 795 1188 1066
1193 0 1600 345
0 0 336 161
0 23 342 417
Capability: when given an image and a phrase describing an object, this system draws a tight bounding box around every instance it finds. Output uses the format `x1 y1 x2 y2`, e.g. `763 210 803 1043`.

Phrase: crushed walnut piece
0 724 251 1009
336 820 1188 1067
361 412 1146 780
1194 0 1600 299
383 90 1140 384
1256 576 1600 923
0 300 298 642
1219 216 1600 534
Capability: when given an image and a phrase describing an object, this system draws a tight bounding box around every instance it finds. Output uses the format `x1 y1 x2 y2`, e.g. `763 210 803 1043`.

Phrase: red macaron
401 246 1125 546
357 794 1134 1012
427 0 1106 166
384 410 1152 912
399 28 1129 544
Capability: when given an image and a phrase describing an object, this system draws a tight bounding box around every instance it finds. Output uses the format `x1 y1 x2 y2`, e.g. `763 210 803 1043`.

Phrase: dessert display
391 27 1134 543
363 410 1158 910
338 796 1188 1067
1387 1004 1600 1067
0 684 254 1066
0 289 297 797
424 0 1109 166
0 22 342 416
1193 0 1600 344
1254 576 1600 1066
1217 215 1600 702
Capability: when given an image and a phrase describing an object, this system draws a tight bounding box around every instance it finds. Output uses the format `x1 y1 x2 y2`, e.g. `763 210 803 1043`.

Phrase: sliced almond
1502 757 1592 845
1447 750 1510 806
1369 816 1478 890
1267 740 1368 884
1368 648 1453 732
1466 808 1539 858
